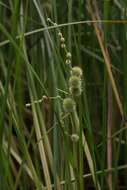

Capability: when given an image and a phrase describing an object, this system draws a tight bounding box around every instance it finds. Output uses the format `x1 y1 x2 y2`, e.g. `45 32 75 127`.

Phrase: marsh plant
0 1 127 190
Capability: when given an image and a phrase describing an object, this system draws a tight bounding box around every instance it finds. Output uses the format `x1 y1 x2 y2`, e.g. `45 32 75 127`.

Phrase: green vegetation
0 1 127 189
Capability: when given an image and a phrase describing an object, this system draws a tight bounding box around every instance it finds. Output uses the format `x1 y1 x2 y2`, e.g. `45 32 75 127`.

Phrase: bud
66 52 72 59
54 23 57 26
71 134 79 142
65 59 71 65
47 18 51 22
60 37 65 43
42 95 49 103
61 43 66 49
58 32 62 37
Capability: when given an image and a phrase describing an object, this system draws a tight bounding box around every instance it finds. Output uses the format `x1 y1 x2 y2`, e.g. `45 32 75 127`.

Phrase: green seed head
69 76 81 88
63 98 75 112
69 86 82 96
71 66 83 78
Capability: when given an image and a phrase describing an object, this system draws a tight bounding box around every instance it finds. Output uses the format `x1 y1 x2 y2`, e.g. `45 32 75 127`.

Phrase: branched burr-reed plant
25 18 101 189
1 1 127 190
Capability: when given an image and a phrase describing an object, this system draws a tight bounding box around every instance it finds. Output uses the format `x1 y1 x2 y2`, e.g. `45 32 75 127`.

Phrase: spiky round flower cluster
69 76 81 87
71 66 83 78
63 98 76 113
69 66 83 96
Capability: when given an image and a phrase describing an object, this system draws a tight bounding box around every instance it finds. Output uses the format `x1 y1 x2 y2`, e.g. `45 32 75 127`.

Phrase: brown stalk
86 1 122 189
86 0 124 118
107 83 113 190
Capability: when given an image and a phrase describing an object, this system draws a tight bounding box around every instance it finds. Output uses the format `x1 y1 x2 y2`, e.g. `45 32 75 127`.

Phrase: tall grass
0 1 127 189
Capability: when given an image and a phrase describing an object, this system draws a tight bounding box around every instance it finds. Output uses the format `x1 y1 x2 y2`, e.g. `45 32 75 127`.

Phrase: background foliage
0 0 127 189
